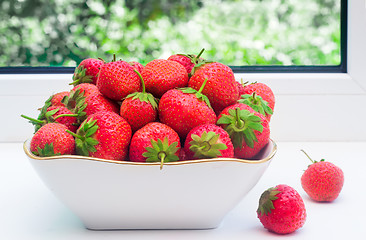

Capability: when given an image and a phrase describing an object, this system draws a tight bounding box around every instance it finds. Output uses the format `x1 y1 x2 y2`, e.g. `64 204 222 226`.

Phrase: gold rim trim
23 139 277 166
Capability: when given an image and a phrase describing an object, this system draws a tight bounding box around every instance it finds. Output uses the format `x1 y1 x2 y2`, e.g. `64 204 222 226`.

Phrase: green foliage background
0 0 340 67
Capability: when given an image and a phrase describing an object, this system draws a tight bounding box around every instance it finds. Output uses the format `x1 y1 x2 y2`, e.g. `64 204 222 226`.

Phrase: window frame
0 0 347 74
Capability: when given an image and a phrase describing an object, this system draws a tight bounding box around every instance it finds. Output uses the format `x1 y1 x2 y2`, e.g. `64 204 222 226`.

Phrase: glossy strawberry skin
243 82 275 113
129 61 144 73
257 184 306 234
158 89 217 139
189 62 239 114
301 161 344 202
97 60 141 101
236 81 245 99
129 122 181 162
74 58 104 85
141 59 189 98
81 111 132 161
120 97 157 132
46 106 78 133
167 54 195 75
84 94 120 117
51 91 69 107
30 123 75 156
72 83 101 97
184 124 234 160
217 103 270 159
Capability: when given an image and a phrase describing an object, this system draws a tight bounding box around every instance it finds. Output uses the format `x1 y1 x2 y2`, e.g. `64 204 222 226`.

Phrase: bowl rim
23 139 277 166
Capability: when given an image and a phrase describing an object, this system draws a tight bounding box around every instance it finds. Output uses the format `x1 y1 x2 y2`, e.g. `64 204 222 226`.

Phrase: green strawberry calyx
21 96 78 133
61 89 87 123
217 107 263 148
124 70 158 109
32 143 61 157
70 65 93 86
142 137 180 170
257 187 281 216
189 131 228 159
179 78 212 109
66 118 99 156
238 92 273 117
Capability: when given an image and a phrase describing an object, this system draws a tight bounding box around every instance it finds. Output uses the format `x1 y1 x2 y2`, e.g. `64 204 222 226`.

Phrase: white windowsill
1 72 365 96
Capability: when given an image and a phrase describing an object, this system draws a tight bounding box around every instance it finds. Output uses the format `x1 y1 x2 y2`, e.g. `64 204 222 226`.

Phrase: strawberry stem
159 152 166 170
235 107 245 129
196 48 205 61
134 69 146 93
198 78 208 94
301 149 316 163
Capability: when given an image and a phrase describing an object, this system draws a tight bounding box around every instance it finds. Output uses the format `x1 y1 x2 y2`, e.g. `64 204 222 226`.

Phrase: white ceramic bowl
24 139 277 230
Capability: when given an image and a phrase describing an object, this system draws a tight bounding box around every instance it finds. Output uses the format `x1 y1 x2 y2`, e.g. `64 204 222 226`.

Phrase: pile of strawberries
23 49 345 236
23 49 275 167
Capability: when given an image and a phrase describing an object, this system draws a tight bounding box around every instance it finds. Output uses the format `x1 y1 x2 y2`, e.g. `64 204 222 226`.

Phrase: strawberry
217 103 270 159
71 83 101 96
158 78 216 139
70 58 104 86
141 59 189 98
120 70 158 132
189 62 239 114
83 93 120 117
67 111 132 161
257 184 306 234
50 91 69 107
300 150 344 202
21 96 79 133
167 48 206 77
184 124 234 160
30 123 75 157
129 61 144 73
239 82 275 120
129 122 181 169
97 56 141 101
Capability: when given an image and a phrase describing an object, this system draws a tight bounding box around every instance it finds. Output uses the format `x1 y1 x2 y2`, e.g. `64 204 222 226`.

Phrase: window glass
0 0 341 67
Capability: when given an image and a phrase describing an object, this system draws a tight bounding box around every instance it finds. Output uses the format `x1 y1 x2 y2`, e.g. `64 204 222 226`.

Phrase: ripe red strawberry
129 122 181 169
83 93 120 116
50 91 69 107
30 123 75 157
158 78 216 139
21 97 79 133
120 70 158 132
70 58 104 86
257 184 306 234
300 150 344 202
97 57 141 101
68 111 132 161
189 62 239 114
141 59 189 98
167 48 206 76
129 61 144 73
184 124 234 160
239 82 275 120
72 83 101 96
217 103 270 159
